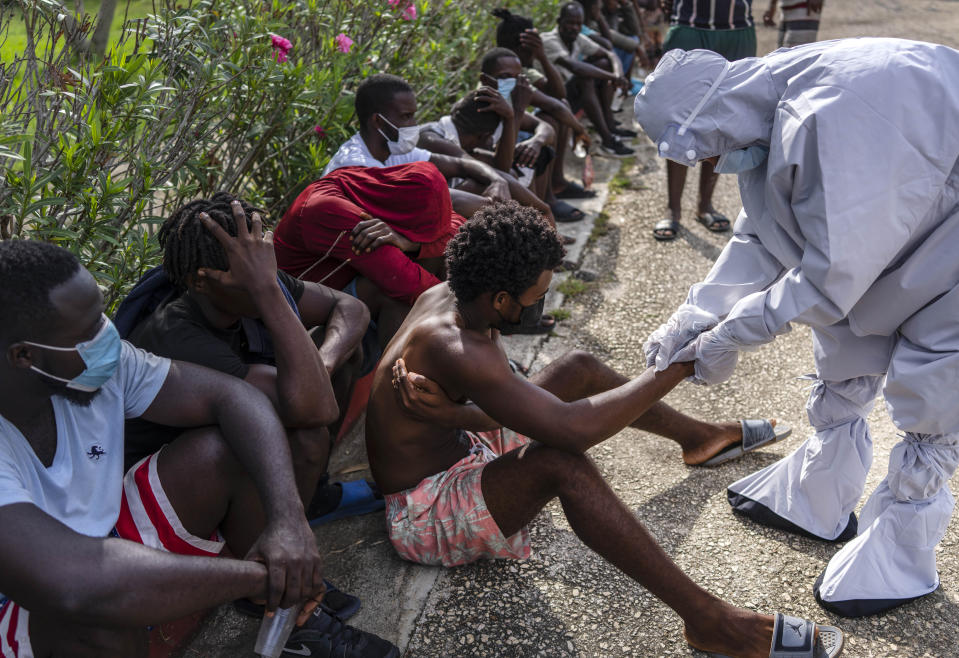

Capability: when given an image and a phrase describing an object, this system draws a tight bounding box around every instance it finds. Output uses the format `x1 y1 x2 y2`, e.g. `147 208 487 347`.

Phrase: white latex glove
644 304 719 371
672 327 741 385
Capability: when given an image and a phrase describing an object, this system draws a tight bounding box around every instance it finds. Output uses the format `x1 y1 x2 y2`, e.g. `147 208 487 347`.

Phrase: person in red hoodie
274 161 466 351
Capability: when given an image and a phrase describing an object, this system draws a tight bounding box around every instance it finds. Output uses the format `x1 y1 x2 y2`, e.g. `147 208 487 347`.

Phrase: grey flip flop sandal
700 419 792 467
707 613 844 657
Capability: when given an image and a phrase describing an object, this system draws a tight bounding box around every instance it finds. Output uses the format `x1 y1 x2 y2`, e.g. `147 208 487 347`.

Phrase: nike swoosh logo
283 644 312 656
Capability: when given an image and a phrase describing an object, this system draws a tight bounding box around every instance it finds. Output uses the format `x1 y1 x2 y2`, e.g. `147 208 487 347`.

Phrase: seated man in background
124 194 378 538
477 46 594 222
323 73 558 227
0 239 397 658
363 203 837 658
275 161 480 347
593 0 654 75
542 1 635 157
418 88 559 220
493 9 598 203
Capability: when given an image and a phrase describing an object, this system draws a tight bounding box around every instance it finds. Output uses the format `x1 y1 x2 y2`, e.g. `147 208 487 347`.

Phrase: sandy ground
182 3 959 656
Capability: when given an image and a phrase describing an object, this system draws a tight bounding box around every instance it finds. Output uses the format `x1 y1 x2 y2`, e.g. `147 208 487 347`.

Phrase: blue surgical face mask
715 145 770 174
24 314 122 392
497 77 517 103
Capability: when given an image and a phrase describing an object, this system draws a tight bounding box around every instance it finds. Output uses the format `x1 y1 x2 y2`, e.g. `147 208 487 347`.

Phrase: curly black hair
158 192 267 290
0 239 81 344
445 201 565 304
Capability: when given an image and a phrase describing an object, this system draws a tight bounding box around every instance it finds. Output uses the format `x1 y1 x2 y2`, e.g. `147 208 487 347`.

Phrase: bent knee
173 427 240 475
562 349 599 372
524 445 596 487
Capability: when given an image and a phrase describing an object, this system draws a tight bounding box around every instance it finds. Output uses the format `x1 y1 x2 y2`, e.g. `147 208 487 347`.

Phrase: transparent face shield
656 63 730 167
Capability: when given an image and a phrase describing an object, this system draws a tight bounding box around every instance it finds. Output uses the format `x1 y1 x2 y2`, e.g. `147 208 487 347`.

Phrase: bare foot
682 419 778 466
684 604 777 658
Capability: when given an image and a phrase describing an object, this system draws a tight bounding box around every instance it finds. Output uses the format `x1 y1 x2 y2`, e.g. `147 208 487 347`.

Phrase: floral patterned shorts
385 428 531 567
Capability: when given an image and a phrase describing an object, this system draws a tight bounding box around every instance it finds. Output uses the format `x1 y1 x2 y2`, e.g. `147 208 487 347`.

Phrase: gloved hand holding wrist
644 304 719 371
671 317 774 385
671 324 740 385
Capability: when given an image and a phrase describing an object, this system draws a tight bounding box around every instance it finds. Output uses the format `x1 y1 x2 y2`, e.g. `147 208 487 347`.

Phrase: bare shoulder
397 288 505 396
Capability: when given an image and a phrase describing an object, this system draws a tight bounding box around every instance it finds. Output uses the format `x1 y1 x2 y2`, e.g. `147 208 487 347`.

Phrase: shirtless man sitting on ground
364 202 843 658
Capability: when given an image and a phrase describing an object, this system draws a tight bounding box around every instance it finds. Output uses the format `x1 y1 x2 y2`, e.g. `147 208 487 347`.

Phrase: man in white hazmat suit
634 37 959 618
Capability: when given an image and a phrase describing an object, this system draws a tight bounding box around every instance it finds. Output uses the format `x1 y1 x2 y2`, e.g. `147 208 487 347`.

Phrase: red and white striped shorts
0 450 224 657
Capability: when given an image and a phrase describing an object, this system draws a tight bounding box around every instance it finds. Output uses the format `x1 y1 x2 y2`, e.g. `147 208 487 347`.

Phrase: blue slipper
309 479 385 527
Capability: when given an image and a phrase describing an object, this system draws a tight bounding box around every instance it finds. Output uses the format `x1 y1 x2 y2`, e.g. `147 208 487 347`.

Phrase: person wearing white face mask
635 39 959 618
323 74 559 229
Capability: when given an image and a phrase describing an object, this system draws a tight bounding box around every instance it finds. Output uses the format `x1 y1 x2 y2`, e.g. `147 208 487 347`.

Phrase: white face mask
377 113 420 155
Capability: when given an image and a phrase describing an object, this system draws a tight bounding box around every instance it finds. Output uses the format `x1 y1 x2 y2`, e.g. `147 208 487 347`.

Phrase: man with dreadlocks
120 195 403 653
362 202 841 657
125 190 380 521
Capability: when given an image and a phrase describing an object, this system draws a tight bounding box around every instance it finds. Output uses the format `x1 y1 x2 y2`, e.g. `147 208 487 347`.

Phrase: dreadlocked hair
492 8 534 51
158 192 267 290
445 201 565 304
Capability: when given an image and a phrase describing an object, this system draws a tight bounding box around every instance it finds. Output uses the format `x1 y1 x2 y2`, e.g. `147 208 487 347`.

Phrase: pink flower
271 34 292 62
314 125 326 137
335 33 354 54
387 0 402 6
401 3 417 20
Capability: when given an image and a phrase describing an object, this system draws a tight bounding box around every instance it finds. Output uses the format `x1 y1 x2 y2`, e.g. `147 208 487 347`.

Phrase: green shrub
0 0 564 309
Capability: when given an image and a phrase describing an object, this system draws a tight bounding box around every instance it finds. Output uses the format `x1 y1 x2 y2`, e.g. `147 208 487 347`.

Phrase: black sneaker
600 139 634 157
610 126 638 138
284 609 399 657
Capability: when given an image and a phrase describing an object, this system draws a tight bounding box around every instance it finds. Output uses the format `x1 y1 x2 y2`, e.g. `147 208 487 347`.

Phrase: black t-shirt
123 271 305 467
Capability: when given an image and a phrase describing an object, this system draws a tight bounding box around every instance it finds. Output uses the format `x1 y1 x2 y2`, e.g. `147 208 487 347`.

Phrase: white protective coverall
634 38 959 617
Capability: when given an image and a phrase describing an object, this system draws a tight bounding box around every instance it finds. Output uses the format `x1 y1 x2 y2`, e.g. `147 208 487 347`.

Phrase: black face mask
497 296 545 335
